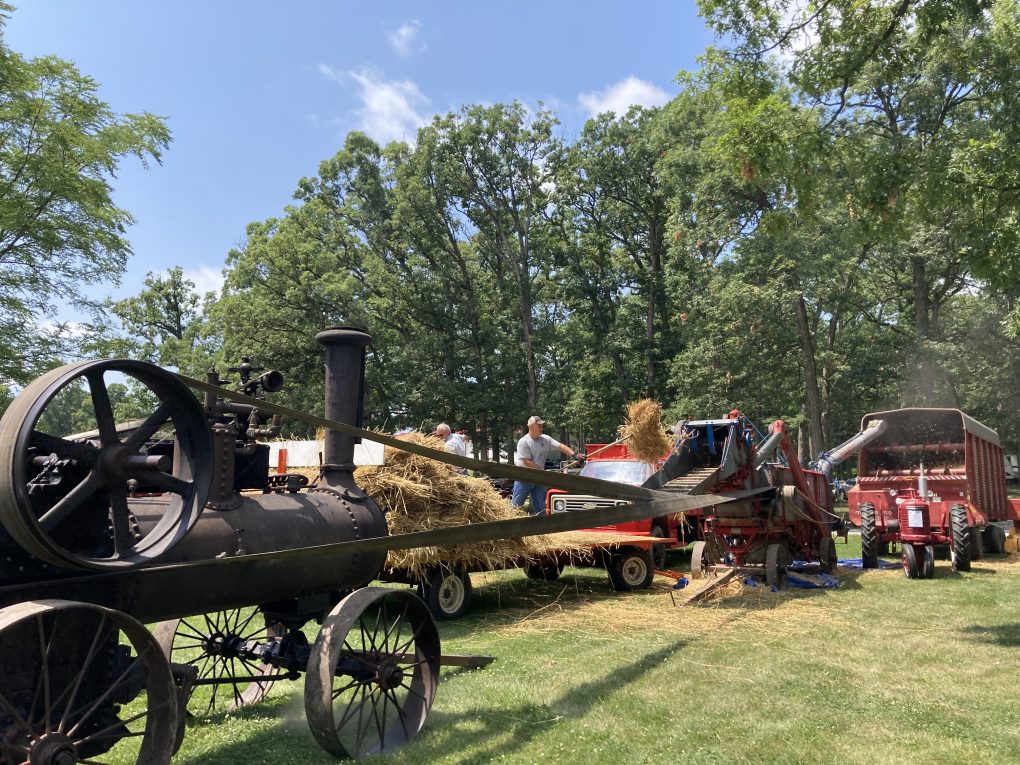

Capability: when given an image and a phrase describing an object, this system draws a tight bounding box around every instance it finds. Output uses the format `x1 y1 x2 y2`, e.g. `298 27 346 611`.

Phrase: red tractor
823 408 1020 575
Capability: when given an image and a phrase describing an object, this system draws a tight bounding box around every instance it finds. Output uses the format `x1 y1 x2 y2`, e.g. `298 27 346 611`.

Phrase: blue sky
5 2 715 306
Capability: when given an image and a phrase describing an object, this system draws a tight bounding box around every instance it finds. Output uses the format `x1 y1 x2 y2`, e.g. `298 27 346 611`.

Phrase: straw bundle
617 399 672 463
354 431 586 578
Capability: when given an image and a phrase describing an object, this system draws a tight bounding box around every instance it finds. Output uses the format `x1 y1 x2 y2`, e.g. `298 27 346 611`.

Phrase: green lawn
162 538 1020 765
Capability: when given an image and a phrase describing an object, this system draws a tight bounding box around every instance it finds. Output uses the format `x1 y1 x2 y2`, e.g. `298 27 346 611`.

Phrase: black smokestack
315 327 372 485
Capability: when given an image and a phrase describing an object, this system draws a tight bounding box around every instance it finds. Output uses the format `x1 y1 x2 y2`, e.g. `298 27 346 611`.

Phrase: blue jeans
512 480 549 515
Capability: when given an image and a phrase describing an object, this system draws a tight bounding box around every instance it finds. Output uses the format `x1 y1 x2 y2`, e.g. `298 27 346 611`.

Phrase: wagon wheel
419 566 472 620
649 524 668 569
765 543 787 589
304 587 440 758
607 547 655 591
0 599 177 765
690 540 709 579
0 359 212 570
154 608 288 715
818 535 837 574
524 561 563 581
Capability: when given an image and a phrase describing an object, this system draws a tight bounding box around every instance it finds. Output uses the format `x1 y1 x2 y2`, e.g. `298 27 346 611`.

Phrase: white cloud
578 76 671 117
182 265 225 297
388 20 426 58
347 67 429 144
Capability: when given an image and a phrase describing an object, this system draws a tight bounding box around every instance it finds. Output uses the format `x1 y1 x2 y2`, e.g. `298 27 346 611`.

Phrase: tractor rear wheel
860 502 878 569
922 544 935 578
950 504 971 572
902 544 920 579
608 547 655 591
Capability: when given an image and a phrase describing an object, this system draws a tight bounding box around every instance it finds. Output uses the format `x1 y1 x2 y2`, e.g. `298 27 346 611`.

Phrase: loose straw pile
617 399 672 463
354 431 586 578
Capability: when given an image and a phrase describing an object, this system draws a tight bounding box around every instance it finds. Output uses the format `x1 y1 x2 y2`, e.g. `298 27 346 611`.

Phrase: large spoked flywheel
0 359 212 570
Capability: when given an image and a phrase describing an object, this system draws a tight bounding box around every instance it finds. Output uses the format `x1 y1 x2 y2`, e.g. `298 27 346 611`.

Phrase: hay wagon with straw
0 327 747 764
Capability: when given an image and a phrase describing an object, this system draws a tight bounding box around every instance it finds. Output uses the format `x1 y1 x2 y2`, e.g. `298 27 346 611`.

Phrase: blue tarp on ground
836 557 899 569
786 571 840 589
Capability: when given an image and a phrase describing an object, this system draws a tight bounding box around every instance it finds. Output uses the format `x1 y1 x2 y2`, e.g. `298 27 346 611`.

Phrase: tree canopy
2 0 1018 463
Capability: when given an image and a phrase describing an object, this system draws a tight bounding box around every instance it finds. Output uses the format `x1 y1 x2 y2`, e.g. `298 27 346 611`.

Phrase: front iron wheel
304 587 440 759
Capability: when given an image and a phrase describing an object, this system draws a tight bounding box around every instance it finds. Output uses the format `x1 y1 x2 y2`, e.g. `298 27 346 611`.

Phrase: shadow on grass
172 638 688 765
382 638 690 765
960 622 1020 647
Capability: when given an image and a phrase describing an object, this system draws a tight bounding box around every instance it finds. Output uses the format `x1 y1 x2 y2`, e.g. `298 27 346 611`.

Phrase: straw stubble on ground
163 535 1020 765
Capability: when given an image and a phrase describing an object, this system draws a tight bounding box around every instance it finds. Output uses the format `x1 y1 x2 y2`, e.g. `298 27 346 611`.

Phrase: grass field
156 533 1020 765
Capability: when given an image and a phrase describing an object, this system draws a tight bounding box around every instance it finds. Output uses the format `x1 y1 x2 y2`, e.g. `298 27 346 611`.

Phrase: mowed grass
162 537 1020 765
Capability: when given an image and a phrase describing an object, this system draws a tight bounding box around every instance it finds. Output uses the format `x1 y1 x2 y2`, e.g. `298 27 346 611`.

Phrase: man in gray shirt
512 415 575 514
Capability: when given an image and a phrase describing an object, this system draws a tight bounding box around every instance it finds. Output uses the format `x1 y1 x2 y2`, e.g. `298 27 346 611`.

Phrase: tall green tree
0 2 170 393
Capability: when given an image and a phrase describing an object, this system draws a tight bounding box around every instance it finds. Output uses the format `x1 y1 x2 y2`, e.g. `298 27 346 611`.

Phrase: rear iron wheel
984 525 1006 555
0 599 177 765
690 540 709 579
949 504 971 572
154 608 288 715
304 588 440 759
860 503 878 569
819 535 837 574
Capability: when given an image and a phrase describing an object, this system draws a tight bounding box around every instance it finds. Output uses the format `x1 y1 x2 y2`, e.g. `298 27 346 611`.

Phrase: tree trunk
911 255 935 404
792 293 825 460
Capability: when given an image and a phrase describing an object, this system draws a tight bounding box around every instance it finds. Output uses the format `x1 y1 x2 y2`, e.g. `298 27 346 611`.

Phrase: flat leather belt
161 373 770 569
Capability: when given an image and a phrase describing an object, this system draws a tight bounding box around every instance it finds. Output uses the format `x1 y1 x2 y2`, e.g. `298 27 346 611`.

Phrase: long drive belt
162 373 770 568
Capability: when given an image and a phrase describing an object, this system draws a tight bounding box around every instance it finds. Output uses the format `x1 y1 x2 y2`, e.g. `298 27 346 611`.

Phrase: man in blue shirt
512 415 576 515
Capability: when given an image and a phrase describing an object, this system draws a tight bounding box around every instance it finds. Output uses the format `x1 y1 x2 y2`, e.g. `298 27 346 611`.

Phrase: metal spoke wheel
0 359 212 570
0 599 177 765
154 608 287 715
304 587 440 759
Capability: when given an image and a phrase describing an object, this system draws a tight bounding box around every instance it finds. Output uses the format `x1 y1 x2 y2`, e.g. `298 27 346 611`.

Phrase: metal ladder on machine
660 466 721 496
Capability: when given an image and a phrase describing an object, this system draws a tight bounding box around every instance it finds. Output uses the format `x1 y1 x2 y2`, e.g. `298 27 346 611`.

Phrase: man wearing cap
512 416 575 515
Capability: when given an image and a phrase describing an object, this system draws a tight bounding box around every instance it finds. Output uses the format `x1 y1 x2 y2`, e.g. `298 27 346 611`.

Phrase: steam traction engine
0 329 436 763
